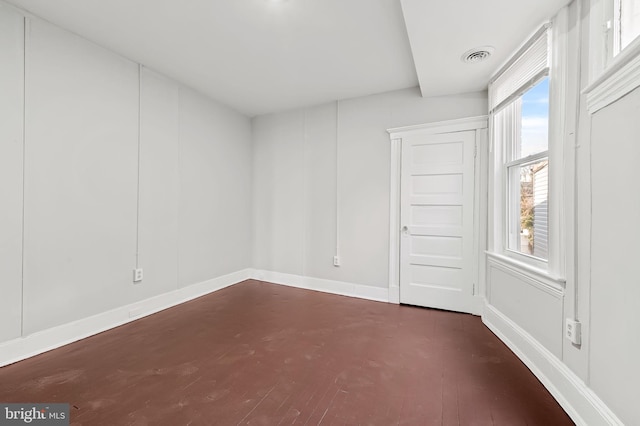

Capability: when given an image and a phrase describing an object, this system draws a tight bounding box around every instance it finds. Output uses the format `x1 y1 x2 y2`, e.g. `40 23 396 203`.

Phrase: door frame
386 116 488 311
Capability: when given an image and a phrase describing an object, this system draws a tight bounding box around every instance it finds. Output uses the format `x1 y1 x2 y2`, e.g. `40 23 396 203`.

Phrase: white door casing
387 116 487 314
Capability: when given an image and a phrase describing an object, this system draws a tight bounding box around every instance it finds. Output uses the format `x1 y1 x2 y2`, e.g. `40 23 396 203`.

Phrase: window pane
509 159 548 260
621 0 640 50
519 77 549 158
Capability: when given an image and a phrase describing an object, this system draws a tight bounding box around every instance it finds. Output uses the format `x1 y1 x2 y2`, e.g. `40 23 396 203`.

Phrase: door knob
401 225 409 235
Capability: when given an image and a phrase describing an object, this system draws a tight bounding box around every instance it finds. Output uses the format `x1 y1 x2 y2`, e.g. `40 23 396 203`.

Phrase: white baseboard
5 269 618 426
483 303 623 426
250 269 389 303
0 268 252 368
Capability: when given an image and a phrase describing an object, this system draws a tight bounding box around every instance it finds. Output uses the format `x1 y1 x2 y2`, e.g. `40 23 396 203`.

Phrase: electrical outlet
133 268 143 283
333 256 340 267
565 319 581 345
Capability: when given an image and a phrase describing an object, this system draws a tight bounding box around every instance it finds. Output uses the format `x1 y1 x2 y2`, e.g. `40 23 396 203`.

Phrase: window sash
601 0 640 65
614 0 640 55
505 153 549 262
505 150 549 169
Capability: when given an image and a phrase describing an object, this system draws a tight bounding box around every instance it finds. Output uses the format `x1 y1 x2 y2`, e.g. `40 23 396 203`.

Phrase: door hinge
474 142 478 158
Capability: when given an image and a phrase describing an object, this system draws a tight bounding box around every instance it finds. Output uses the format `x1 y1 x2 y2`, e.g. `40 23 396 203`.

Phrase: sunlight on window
508 77 549 259
520 77 549 158
620 0 640 51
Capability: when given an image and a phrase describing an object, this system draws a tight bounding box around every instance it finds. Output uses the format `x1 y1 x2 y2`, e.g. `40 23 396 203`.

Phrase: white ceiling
401 0 570 97
5 0 569 117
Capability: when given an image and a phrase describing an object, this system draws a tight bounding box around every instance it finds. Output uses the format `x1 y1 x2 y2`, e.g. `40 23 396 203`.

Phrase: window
586 0 640 114
604 0 640 62
489 25 551 268
497 78 550 262
504 78 549 260
618 0 640 51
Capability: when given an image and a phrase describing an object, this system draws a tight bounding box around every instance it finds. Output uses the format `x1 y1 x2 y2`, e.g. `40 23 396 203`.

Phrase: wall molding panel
584 38 640 114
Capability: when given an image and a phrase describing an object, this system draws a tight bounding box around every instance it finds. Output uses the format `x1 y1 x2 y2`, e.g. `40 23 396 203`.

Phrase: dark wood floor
0 280 573 425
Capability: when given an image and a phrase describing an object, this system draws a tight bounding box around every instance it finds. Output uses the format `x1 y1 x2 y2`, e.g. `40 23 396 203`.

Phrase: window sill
584 37 640 114
486 251 566 293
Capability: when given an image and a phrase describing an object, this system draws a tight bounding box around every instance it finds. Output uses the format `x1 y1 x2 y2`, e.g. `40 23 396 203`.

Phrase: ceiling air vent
461 46 494 64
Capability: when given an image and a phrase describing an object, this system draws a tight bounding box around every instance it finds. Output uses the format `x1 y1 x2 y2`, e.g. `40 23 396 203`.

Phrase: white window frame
492 92 550 271
505 143 549 265
605 0 640 61
488 13 569 283
585 0 640 114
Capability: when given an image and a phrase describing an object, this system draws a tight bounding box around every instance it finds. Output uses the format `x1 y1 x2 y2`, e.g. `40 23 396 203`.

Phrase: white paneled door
400 130 476 313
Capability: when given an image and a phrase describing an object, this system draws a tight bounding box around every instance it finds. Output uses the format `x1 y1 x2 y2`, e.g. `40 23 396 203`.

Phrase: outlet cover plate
133 268 143 283
565 318 581 345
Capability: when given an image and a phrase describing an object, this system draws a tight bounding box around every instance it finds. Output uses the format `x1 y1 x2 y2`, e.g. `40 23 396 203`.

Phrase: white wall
589 86 640 426
23 18 140 334
135 67 180 302
252 89 488 288
253 109 307 277
178 86 253 286
0 4 24 342
0 8 252 343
